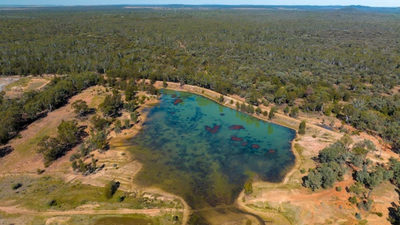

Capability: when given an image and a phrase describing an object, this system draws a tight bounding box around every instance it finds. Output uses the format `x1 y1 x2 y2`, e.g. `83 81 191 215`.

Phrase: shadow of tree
388 189 400 224
0 145 13 157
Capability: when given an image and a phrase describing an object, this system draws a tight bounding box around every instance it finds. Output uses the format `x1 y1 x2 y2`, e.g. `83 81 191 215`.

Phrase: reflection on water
129 90 296 224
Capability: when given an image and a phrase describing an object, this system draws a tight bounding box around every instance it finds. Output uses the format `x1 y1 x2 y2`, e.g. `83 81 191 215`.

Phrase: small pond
129 90 296 224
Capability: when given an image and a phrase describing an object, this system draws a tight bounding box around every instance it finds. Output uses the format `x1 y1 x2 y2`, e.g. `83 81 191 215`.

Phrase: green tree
114 120 122 134
57 120 79 146
71 100 90 118
104 180 120 199
303 170 322 191
289 106 299 118
298 121 306 135
269 107 278 120
244 180 253 195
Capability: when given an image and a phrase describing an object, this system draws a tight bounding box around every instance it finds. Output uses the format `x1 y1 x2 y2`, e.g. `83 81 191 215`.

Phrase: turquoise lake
129 90 296 223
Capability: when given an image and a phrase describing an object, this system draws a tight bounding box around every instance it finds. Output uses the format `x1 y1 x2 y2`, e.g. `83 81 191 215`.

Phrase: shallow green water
129 90 295 222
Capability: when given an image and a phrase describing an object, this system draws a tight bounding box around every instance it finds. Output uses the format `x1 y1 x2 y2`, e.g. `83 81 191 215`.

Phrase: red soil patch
173 98 183 105
229 125 245 130
268 149 276 153
251 144 260 149
205 125 221 134
231 135 243 141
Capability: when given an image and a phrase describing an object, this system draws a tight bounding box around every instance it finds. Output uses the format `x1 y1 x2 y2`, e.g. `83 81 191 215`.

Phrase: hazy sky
1 0 399 7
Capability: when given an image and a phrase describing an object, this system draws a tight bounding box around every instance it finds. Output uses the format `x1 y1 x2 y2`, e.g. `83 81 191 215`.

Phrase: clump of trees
37 120 81 166
71 100 92 118
0 73 99 145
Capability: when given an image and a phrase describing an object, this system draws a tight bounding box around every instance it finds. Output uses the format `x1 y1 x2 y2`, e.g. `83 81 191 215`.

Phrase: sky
1 0 398 7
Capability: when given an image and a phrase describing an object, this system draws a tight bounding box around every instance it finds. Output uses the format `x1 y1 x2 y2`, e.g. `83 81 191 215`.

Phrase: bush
349 196 358 204
47 199 57 207
355 212 362 220
104 180 120 199
300 168 306 174
69 152 81 162
268 107 277 120
37 168 45 175
298 121 306 135
335 186 342 192
12 183 22 190
372 212 383 217
244 180 253 195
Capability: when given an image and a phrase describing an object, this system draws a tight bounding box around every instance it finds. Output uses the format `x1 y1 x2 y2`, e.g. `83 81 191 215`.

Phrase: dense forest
0 6 399 150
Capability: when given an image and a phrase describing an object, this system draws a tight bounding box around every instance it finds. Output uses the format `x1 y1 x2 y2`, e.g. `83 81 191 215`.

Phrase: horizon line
0 4 399 8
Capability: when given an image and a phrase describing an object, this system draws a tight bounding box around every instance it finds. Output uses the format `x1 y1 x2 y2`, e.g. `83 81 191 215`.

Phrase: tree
319 166 335 188
255 107 262 115
114 120 122 134
303 170 322 191
130 111 139 124
244 180 253 195
289 106 299 118
57 120 79 146
99 92 122 117
283 105 290 114
125 84 137 102
298 121 306 135
71 100 90 118
104 180 120 199
37 136 62 167
319 142 347 164
219 95 224 103
269 107 278 120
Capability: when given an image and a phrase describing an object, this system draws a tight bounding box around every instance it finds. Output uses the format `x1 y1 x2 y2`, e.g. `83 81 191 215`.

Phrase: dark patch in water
229 125 245 130
173 98 183 105
231 135 243 142
220 113 225 116
205 125 221 134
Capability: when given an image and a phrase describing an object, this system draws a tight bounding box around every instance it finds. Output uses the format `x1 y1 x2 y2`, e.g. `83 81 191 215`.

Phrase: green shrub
244 180 253 195
298 121 306 135
105 180 120 199
335 186 342 192
349 196 358 204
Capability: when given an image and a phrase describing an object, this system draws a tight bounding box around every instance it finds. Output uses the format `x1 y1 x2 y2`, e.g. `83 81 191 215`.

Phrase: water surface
129 90 296 223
